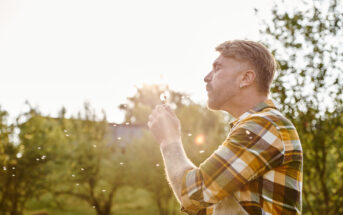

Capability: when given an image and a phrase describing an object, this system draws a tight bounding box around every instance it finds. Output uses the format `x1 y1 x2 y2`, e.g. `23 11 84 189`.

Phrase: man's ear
240 70 256 88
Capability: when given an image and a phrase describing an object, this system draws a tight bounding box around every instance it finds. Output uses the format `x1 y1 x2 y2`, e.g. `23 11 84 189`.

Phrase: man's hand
147 104 181 145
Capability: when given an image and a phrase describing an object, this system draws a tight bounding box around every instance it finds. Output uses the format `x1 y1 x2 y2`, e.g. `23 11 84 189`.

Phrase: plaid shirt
180 99 303 215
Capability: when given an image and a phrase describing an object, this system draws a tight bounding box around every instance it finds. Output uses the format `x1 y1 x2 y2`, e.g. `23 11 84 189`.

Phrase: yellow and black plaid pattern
180 99 303 215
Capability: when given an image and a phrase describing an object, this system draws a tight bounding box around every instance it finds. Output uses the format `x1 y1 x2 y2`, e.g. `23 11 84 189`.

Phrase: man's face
204 55 244 110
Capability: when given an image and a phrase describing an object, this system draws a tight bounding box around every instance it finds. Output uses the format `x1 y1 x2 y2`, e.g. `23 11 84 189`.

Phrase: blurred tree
259 0 343 214
126 132 176 215
52 103 126 215
0 107 13 172
0 106 68 215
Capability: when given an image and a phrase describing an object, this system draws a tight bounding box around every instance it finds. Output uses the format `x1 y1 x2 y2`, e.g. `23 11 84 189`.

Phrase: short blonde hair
215 40 277 95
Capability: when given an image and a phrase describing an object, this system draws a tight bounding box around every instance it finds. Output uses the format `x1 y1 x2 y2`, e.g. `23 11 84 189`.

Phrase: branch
53 190 91 203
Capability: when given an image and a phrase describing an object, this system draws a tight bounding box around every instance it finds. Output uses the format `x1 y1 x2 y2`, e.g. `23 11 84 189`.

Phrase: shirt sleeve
180 116 285 214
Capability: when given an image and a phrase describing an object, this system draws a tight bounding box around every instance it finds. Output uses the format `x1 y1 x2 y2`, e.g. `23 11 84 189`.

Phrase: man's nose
204 71 212 83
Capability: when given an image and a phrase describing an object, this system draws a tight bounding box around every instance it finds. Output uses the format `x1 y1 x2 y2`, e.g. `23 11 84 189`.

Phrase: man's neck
222 94 268 119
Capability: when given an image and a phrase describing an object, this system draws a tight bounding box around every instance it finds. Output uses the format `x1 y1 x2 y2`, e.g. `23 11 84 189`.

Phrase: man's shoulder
243 107 297 131
240 108 302 152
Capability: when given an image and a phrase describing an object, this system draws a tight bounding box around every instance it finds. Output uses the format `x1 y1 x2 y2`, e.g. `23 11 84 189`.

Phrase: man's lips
206 85 211 92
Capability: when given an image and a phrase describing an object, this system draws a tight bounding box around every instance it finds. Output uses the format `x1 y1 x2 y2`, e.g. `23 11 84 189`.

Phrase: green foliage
0 106 70 215
259 0 343 214
51 103 128 215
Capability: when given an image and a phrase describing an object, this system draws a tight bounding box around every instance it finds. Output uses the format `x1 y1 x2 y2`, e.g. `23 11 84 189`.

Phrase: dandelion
199 150 205 154
155 164 160 167
160 92 168 103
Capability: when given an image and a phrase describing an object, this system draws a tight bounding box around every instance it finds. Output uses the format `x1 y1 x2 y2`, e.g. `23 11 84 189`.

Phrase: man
148 40 303 215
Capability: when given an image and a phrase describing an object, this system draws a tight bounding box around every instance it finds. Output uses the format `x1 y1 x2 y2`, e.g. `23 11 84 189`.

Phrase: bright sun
195 134 205 145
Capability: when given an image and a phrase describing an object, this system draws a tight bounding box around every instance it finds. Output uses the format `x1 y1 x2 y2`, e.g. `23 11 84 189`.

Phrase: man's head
204 40 277 113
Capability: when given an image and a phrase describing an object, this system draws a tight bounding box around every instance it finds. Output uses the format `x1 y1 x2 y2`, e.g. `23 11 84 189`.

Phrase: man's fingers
147 119 157 129
163 104 173 113
163 105 178 120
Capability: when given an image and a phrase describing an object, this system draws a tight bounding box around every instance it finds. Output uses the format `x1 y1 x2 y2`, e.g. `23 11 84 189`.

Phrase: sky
0 0 274 123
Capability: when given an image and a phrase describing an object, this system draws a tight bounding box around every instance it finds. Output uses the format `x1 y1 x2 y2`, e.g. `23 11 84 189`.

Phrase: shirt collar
229 98 280 129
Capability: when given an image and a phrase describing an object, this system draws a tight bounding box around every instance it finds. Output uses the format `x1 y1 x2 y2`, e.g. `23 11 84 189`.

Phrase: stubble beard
207 92 224 111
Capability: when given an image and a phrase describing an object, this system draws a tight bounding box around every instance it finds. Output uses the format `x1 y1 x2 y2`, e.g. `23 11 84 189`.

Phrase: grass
24 186 161 215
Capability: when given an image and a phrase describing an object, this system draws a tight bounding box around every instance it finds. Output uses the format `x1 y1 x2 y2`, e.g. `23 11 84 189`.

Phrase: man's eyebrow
212 62 223 67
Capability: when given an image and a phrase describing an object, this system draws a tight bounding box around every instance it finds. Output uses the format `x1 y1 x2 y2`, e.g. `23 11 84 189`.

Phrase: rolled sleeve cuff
180 206 214 215
180 168 213 214
180 206 207 215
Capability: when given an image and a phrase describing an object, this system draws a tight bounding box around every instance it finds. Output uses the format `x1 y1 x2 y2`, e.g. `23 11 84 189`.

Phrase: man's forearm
160 139 196 203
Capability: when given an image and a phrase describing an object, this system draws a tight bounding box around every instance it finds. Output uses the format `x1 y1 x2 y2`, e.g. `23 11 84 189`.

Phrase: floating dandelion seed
72 174 75 177
12 174 15 177
125 122 130 125
66 134 69 137
119 162 124 165
245 130 251 135
36 158 40 161
199 150 205 154
37 146 41 150
93 145 97 148
117 137 122 141
188 133 192 137
81 168 85 171
12 167 15 170
102 189 106 192
76 183 79 186
112 124 117 127
92 206 96 209
16 152 22 158
249 136 253 139
41 155 46 160
64 129 68 133
3 167 6 171
155 164 160 167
